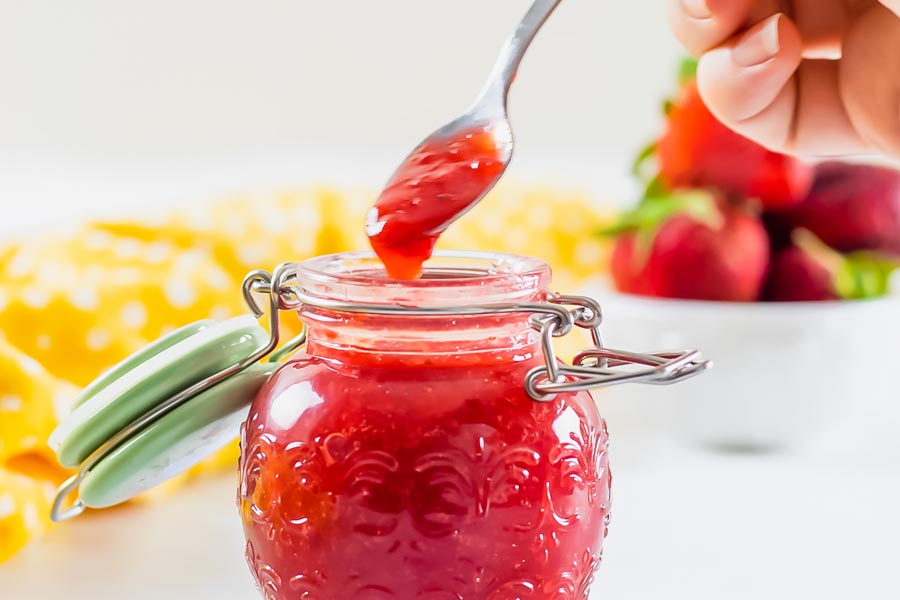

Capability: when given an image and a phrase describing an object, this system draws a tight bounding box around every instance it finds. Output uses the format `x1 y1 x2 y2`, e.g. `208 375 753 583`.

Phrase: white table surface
2 157 899 599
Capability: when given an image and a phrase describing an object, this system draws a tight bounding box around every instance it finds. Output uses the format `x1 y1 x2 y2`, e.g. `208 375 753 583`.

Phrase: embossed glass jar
239 252 612 600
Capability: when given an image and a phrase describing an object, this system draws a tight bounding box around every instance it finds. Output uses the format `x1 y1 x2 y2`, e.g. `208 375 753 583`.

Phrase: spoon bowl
410 0 562 224
367 0 563 279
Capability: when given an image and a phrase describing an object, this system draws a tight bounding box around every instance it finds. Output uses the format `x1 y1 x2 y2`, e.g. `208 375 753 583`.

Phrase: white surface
2 161 899 599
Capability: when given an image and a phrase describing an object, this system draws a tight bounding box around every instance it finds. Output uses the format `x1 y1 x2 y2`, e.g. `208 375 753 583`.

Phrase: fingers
879 0 900 18
671 1 900 157
791 61 868 155
842 4 900 156
697 14 868 156
791 0 850 58
666 0 756 56
668 0 850 60
696 15 803 150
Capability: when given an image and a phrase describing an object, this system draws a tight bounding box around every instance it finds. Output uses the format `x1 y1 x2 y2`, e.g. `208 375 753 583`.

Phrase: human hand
666 1 900 158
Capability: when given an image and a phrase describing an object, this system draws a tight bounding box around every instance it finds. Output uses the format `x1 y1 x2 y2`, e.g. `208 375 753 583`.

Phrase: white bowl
584 281 900 452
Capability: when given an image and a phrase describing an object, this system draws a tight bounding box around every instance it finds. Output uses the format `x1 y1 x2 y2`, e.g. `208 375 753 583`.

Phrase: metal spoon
387 0 563 227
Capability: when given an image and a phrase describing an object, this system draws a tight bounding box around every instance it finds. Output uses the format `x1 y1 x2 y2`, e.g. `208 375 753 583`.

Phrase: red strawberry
653 82 813 210
763 241 838 302
781 161 900 254
764 229 899 302
610 233 650 296
609 192 770 302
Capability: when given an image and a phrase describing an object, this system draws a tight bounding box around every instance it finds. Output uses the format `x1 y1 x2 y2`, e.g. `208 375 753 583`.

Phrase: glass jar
239 252 612 600
48 250 705 599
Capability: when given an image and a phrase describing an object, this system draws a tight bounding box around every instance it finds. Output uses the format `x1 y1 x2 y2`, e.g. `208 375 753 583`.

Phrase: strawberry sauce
366 126 506 279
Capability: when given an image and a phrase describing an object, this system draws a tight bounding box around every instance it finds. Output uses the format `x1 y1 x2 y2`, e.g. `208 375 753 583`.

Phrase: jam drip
366 126 505 280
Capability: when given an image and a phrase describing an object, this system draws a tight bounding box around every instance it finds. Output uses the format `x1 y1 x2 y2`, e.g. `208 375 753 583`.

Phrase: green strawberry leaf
793 229 900 300
632 141 658 179
837 252 900 300
641 175 668 202
661 58 699 118
635 192 723 260
663 99 675 117
792 229 841 269
678 57 699 86
599 190 722 238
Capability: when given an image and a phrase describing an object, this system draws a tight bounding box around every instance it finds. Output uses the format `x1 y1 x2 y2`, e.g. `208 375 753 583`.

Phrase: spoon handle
474 0 563 112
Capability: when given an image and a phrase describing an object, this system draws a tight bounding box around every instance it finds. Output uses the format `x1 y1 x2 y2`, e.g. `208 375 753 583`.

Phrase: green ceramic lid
71 320 215 411
78 362 276 509
50 315 267 469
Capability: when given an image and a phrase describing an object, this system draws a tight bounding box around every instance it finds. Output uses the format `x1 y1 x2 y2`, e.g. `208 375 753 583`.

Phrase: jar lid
78 362 275 509
49 315 272 517
70 320 217 412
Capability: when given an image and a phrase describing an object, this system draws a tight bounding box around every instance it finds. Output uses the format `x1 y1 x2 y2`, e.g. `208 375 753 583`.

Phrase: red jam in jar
366 125 507 280
239 252 611 599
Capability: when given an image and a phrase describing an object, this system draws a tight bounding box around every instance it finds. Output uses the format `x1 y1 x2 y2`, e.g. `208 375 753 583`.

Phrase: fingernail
681 0 712 19
733 15 782 67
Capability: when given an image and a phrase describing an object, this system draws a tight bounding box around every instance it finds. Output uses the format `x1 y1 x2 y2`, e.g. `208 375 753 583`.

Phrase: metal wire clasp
254 264 709 402
523 293 709 402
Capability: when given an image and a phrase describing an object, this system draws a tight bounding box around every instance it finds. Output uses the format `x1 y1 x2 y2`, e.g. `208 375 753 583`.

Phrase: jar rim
295 250 551 308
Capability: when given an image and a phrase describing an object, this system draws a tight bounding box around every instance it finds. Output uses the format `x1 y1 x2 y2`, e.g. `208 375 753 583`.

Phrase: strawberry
654 82 813 209
764 229 899 302
609 191 770 302
634 59 813 210
610 233 650 296
763 237 838 302
780 161 900 255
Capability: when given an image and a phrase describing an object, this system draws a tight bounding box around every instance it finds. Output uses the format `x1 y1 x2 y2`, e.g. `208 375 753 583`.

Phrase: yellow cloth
0 184 613 562
0 339 73 562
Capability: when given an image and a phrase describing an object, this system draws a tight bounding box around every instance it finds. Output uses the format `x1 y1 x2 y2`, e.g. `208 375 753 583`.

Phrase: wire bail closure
51 261 709 523
249 263 710 401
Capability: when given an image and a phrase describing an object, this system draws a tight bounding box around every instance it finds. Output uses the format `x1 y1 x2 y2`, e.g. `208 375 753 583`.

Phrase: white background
0 1 679 162
1 0 679 231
